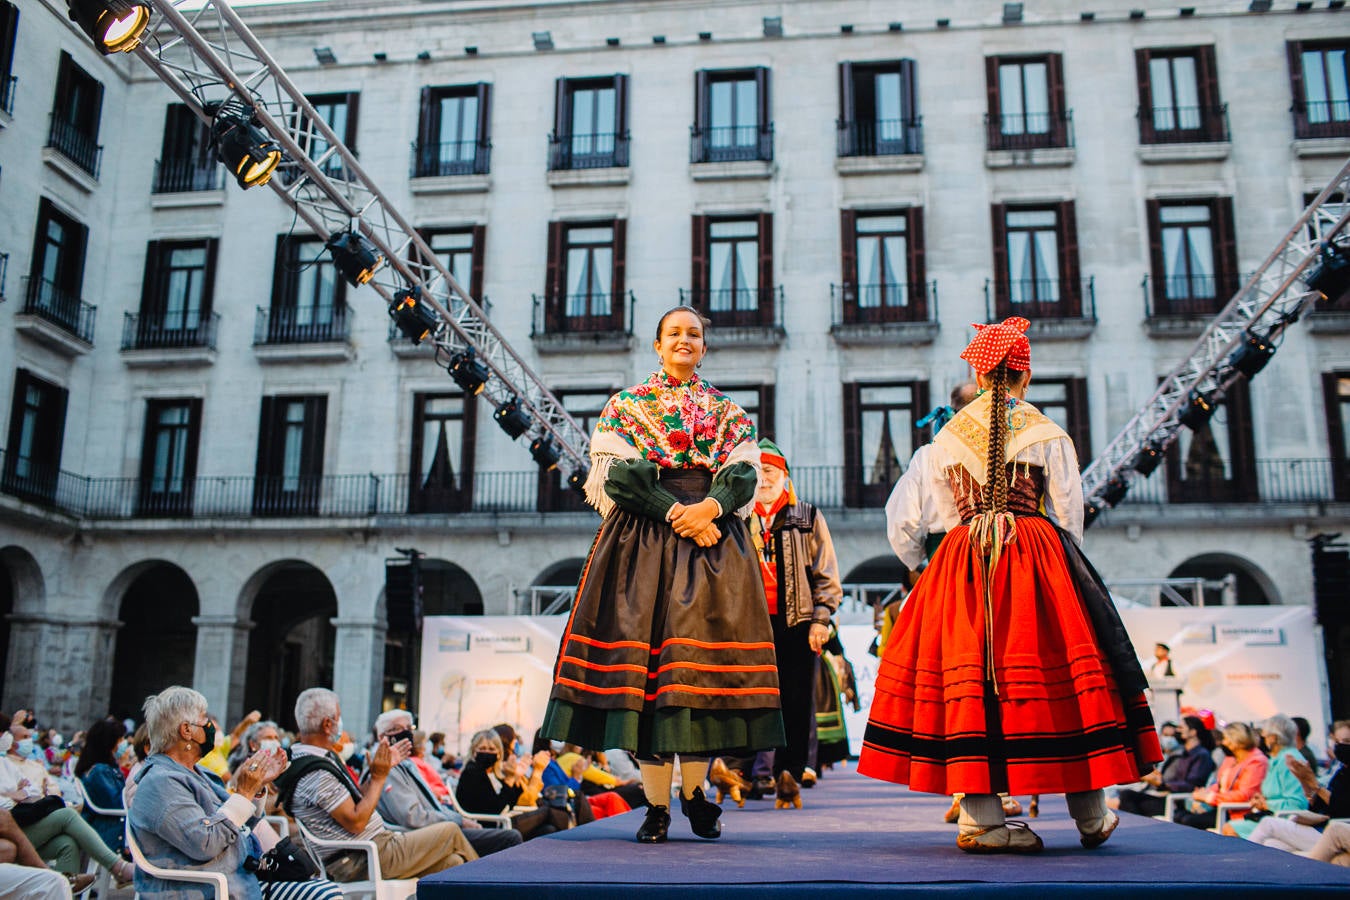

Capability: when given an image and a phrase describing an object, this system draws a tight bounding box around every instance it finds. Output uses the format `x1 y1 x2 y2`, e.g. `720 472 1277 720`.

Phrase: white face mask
258 739 281 753
338 742 356 762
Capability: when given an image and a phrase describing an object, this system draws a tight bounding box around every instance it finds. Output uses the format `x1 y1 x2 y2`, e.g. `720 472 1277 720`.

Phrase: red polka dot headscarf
959 316 1031 376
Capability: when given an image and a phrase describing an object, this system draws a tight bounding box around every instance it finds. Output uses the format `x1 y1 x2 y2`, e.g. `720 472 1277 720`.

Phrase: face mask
50 734 64 749
328 718 344 745
475 751 498 769
258 739 281 753
1160 735 1180 754
195 722 217 758
16 738 36 759
387 729 414 749
1220 744 1235 757
1334 742 1350 765
338 742 356 762
281 737 292 750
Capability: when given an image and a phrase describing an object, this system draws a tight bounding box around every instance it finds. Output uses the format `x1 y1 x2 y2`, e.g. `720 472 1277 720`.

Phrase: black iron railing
46 115 102 178
0 75 15 116
691 123 774 163
153 157 224 192
679 286 783 328
1142 273 1237 318
984 110 1074 152
121 311 220 351
254 303 352 345
410 139 492 177
1294 99 1350 140
1138 104 1230 144
21 276 96 343
836 117 923 157
831 282 937 325
532 291 635 336
547 132 630 170
986 277 1096 321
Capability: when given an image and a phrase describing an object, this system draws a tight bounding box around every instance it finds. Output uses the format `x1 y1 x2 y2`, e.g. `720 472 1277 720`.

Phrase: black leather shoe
680 786 723 839
636 804 670 843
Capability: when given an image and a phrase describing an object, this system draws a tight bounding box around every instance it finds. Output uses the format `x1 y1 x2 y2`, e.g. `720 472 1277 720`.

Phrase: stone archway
242 561 337 729
0 546 44 708
1167 554 1278 606
108 561 200 722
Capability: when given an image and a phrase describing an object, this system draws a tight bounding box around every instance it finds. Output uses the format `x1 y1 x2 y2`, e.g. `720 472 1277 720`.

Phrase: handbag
249 835 318 883
11 795 65 827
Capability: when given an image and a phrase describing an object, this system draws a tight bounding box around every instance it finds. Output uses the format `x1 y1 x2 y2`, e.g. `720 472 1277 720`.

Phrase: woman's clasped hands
667 499 722 547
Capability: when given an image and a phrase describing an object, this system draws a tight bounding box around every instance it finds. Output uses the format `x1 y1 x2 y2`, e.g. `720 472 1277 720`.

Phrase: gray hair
144 686 209 755
294 688 340 735
1262 714 1298 749
374 709 414 737
243 720 280 750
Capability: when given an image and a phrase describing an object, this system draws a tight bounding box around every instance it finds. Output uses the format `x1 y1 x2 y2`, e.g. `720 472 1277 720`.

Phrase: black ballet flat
680 786 723 839
636 804 670 843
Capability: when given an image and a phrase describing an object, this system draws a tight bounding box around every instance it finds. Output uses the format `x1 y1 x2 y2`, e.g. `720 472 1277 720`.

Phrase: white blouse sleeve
1038 436 1084 544
885 445 930 570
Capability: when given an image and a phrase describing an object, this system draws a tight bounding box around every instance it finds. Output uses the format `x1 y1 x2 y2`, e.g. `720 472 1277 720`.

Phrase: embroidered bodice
948 464 1046 523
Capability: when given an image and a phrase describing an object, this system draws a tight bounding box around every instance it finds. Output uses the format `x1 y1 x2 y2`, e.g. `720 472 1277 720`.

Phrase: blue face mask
1160 735 1180 754
16 738 38 760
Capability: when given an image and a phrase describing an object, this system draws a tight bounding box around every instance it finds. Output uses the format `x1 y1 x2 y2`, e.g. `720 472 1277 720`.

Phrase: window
1165 379 1256 503
26 198 90 338
537 389 614 512
1323 372 1350 500
837 60 920 156
692 68 772 162
690 214 774 326
839 208 927 322
415 83 490 177
423 226 486 310
1025 378 1091 462
715 383 776 440
1146 198 1237 316
550 75 629 170
155 104 219 192
1288 40 1350 139
2 369 67 503
138 398 201 515
266 236 348 343
843 381 927 508
984 54 1069 150
133 239 218 348
287 92 358 180
410 392 476 513
990 202 1082 319
254 395 326 516
0 2 18 115
48 52 103 177
542 220 626 333
1135 47 1225 144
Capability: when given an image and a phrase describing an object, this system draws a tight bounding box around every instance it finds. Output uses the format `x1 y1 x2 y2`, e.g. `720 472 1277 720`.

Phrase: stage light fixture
211 103 282 190
448 349 490 395
326 231 385 287
494 396 532 439
1227 331 1276 380
531 436 562 471
1305 242 1350 299
1083 501 1104 527
389 286 439 344
1102 477 1129 507
1179 388 1218 431
1133 440 1167 476
67 0 151 54
567 467 589 497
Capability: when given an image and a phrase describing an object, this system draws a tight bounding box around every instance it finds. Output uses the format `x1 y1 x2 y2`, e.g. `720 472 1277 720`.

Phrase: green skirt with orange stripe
541 469 785 757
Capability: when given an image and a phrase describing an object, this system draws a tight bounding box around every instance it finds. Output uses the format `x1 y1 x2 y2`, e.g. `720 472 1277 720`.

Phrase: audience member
533 736 628 820
406 730 452 803
0 806 95 896
1245 719 1350 855
1226 715 1308 838
199 710 260 778
1302 820 1350 866
229 719 283 774
555 744 646 809
1177 721 1268 830
456 729 563 840
1292 716 1320 773
74 718 127 854
1115 715 1216 817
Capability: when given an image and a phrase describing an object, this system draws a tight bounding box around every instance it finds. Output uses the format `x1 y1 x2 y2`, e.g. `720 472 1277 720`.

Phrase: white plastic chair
1156 791 1191 822
125 819 229 899
264 814 291 838
442 784 526 830
1213 801 1253 835
294 818 417 900
77 779 125 898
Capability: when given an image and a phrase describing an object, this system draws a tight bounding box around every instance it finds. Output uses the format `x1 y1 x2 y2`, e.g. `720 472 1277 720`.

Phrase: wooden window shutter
553 77 568 137
1287 41 1307 127
47 382 68 473
909 206 927 307
1214 196 1238 301
839 209 857 288
270 235 290 310
614 74 629 136
1196 45 1220 112
900 59 920 150
1225 380 1258 501
5 370 30 457
990 203 1009 313
1068 377 1091 461
138 399 161 490
1047 53 1066 118
140 241 162 315
985 56 1001 120
691 214 708 304
184 397 203 485
612 218 628 330
255 396 277 480
1134 48 1155 143
760 384 777 441
757 212 774 322
416 86 435 154
66 217 88 299
201 238 219 317
29 200 52 286
476 82 492 143
911 381 930 454
756 67 771 133
694 70 709 133
842 383 861 508
1145 199 1164 311
344 92 360 151
1059 201 1082 316
1323 372 1348 499
838 62 854 130
470 224 486 301
544 221 565 326
54 52 73 111
304 396 327 478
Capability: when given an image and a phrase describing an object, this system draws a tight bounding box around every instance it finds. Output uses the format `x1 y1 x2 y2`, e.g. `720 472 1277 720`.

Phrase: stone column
331 617 385 735
191 614 254 723
5 613 121 732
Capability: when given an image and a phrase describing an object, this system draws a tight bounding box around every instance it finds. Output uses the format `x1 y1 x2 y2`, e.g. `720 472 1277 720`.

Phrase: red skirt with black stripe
858 516 1162 795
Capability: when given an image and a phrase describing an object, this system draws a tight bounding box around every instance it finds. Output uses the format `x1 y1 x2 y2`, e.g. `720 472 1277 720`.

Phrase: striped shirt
288 744 385 843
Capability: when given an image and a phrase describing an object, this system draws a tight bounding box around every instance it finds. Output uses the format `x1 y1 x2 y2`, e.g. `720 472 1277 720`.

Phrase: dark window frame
138 397 202 516
135 238 218 348
267 234 349 343
837 59 921 157
1134 46 1226 144
1145 196 1238 317
409 390 478 514
420 225 486 304
1025 377 1091 463
714 382 776 441
1165 378 1258 503
1288 39 1350 139
49 51 103 176
537 387 618 512
2 369 68 504
690 213 774 327
839 207 927 322
990 201 1082 319
1324 371 1350 501
415 82 491 177
984 53 1069 151
0 1 18 112
253 394 327 516
155 103 219 192
550 75 629 170
288 91 359 180
26 197 90 336
692 67 772 163
543 219 627 333
842 380 928 509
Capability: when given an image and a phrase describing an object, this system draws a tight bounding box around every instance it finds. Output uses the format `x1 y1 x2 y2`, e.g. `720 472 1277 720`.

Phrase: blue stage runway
417 764 1350 898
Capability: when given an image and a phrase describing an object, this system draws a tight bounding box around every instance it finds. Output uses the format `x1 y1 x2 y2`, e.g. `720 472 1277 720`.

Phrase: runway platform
417 765 1350 898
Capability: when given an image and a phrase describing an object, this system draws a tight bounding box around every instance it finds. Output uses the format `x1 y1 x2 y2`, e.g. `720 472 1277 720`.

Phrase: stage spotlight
211 104 282 189
326 231 385 287
1133 440 1167 476
1305 242 1350 299
1102 477 1129 507
1227 331 1276 380
1083 500 1104 527
1179 388 1218 430
68 0 151 54
531 436 561 471
494 396 532 439
389 286 438 344
567 466 589 496
448 349 490 395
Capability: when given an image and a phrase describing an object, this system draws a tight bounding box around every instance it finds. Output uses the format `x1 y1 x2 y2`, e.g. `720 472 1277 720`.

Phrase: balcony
1142 273 1235 337
829 282 939 346
530 292 636 354
0 74 15 120
835 117 924 174
45 115 102 181
1137 104 1231 163
152 157 224 198
986 277 1097 340
679 286 785 347
253 303 354 363
984 111 1074 167
546 132 630 187
409 139 492 193
16 277 96 354
388 296 492 358
1294 100 1350 141
690 124 774 179
120 311 220 367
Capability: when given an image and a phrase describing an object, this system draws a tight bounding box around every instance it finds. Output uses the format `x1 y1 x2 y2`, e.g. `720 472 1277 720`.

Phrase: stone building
2 0 1349 733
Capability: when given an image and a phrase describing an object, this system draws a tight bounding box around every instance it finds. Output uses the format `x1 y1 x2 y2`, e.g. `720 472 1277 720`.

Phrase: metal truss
132 0 591 479
1081 157 1350 522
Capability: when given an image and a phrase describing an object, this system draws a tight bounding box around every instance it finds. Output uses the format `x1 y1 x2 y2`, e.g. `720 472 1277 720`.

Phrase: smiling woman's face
654 310 707 375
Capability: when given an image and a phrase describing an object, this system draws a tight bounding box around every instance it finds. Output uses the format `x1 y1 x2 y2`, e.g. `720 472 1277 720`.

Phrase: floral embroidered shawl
933 391 1066 487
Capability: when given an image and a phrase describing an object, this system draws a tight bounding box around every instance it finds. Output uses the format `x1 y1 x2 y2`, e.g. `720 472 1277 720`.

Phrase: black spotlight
448 349 490 395
68 0 150 54
1102 477 1129 507
494 396 532 439
326 231 385 287
567 466 589 497
531 436 562 471
1227 331 1276 380
1133 440 1167 476
389 286 438 344
1083 501 1104 528
211 103 282 189
1305 242 1350 300
1179 388 1219 430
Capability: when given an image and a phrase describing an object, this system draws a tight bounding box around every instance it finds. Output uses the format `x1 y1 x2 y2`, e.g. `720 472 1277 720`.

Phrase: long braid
969 358 1016 694
984 362 1011 516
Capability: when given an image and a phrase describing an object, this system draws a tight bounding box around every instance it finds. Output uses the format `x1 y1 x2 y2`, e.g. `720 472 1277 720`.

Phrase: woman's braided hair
981 361 1012 516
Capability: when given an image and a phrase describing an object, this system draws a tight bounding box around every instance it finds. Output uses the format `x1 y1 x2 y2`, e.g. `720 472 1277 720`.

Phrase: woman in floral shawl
541 306 785 845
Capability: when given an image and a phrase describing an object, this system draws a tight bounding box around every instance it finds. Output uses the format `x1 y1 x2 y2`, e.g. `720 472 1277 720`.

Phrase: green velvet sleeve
603 458 681 523
708 462 758 516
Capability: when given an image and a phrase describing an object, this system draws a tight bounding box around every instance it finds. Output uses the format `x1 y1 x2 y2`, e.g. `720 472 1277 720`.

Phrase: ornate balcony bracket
1137 142 1231 165
15 314 93 357
830 321 938 346
984 147 1075 169
531 331 635 355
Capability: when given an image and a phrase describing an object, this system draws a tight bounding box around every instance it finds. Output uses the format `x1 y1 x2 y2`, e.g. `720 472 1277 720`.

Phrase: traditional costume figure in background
541 306 785 844
814 625 859 773
749 439 843 805
859 317 1162 853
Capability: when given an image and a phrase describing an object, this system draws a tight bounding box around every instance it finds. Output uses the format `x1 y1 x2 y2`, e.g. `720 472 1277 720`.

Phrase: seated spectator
406 730 451 803
1227 714 1308 838
1302 819 1350 866
75 718 127 854
0 807 95 896
200 710 260 779
128 686 343 900
1245 719 1350 855
276 688 476 881
367 711 522 857
229 719 283 775
123 724 152 805
1293 716 1320 774
1176 721 1268 830
555 745 646 810
532 735 626 820
1115 715 1216 817
456 730 564 840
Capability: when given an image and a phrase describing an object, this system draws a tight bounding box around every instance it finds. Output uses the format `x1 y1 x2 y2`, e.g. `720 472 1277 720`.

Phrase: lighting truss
130 0 590 478
1080 157 1350 523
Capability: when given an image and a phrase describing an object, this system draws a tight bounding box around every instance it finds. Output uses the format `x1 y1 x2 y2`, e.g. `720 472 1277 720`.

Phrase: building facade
2 0 1350 734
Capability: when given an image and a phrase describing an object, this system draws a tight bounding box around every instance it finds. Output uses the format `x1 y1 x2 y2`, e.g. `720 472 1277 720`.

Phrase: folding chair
77 779 125 898
125 820 228 899
294 818 417 900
